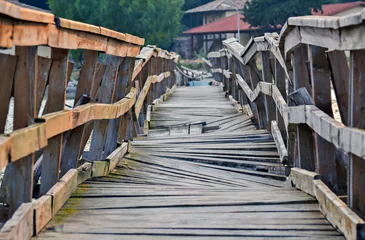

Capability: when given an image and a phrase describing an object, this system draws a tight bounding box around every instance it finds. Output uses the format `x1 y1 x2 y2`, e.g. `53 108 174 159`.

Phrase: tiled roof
313 1 365 16
184 13 256 34
186 0 247 14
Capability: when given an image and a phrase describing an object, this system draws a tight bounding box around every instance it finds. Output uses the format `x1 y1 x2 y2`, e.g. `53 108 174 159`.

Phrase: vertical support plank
36 57 52 115
89 56 121 160
327 50 349 193
0 54 17 132
60 50 99 176
327 50 349 125
103 57 135 159
248 61 267 129
348 49 365 217
40 48 69 195
274 59 287 141
291 45 315 171
308 45 337 191
261 51 276 130
5 46 38 214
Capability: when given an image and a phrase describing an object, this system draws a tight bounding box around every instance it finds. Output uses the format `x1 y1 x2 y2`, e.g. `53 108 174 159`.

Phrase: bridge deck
36 86 343 239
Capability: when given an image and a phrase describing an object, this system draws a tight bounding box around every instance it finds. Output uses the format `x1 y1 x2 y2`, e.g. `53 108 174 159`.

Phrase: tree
20 0 49 10
48 0 185 49
242 0 334 31
182 0 214 11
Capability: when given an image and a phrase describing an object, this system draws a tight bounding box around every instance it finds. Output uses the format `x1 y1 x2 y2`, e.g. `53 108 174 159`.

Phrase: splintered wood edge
3 146 130 238
289 168 365 240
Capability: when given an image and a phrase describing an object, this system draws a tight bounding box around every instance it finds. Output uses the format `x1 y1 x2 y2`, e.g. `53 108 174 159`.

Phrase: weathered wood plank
41 48 69 195
0 54 17 133
308 45 337 191
348 49 365 218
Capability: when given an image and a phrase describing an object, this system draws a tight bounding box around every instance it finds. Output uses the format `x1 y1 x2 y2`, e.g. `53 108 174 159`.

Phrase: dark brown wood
40 48 69 195
0 54 17 133
348 49 365 218
308 45 337 191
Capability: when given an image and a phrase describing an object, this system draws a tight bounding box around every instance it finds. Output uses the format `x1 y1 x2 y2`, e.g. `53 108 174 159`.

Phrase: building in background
175 0 365 59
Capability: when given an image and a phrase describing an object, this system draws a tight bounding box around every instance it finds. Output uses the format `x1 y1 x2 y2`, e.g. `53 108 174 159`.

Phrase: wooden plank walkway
36 86 344 239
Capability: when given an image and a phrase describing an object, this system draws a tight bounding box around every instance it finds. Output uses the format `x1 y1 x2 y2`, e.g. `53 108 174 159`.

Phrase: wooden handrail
0 1 178 233
208 13 365 235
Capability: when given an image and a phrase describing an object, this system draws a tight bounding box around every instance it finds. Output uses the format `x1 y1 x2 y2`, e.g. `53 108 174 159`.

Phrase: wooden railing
0 1 177 238
208 11 365 240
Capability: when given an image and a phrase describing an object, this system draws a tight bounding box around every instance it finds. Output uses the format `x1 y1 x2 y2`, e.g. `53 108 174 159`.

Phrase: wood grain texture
41 48 69 195
0 54 17 133
37 85 344 239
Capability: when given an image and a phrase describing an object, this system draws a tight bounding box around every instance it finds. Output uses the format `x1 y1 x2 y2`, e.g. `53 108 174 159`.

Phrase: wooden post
4 46 38 214
89 56 121 160
327 50 349 125
308 45 337 191
60 50 100 176
291 45 315 171
0 54 17 132
327 50 349 194
348 49 365 217
248 62 267 129
261 51 276 130
40 48 69 195
274 59 287 142
103 57 135 159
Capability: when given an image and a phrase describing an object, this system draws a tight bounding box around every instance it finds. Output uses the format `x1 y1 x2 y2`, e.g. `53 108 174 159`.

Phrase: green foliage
182 0 214 11
242 0 337 31
48 0 185 49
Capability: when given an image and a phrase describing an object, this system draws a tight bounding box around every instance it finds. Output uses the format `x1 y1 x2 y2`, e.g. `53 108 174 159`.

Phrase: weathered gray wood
308 45 337 192
60 50 100 177
103 57 134 159
291 46 316 173
327 50 349 125
3 46 38 215
37 84 345 238
40 48 69 195
261 51 276 130
248 62 267 129
274 59 287 142
89 56 121 160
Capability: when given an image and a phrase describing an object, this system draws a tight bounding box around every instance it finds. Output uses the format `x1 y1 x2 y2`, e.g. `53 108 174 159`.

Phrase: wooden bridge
0 1 364 239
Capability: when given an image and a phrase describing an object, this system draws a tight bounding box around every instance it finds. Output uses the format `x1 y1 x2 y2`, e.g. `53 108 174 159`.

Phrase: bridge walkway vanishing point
36 86 344 239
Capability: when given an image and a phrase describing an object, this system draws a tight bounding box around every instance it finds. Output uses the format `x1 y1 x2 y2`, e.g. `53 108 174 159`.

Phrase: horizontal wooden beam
0 89 137 168
235 73 365 161
0 144 130 239
289 168 365 240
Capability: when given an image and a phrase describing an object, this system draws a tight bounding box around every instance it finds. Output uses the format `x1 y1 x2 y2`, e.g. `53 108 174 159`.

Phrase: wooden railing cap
0 0 145 49
279 9 365 58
